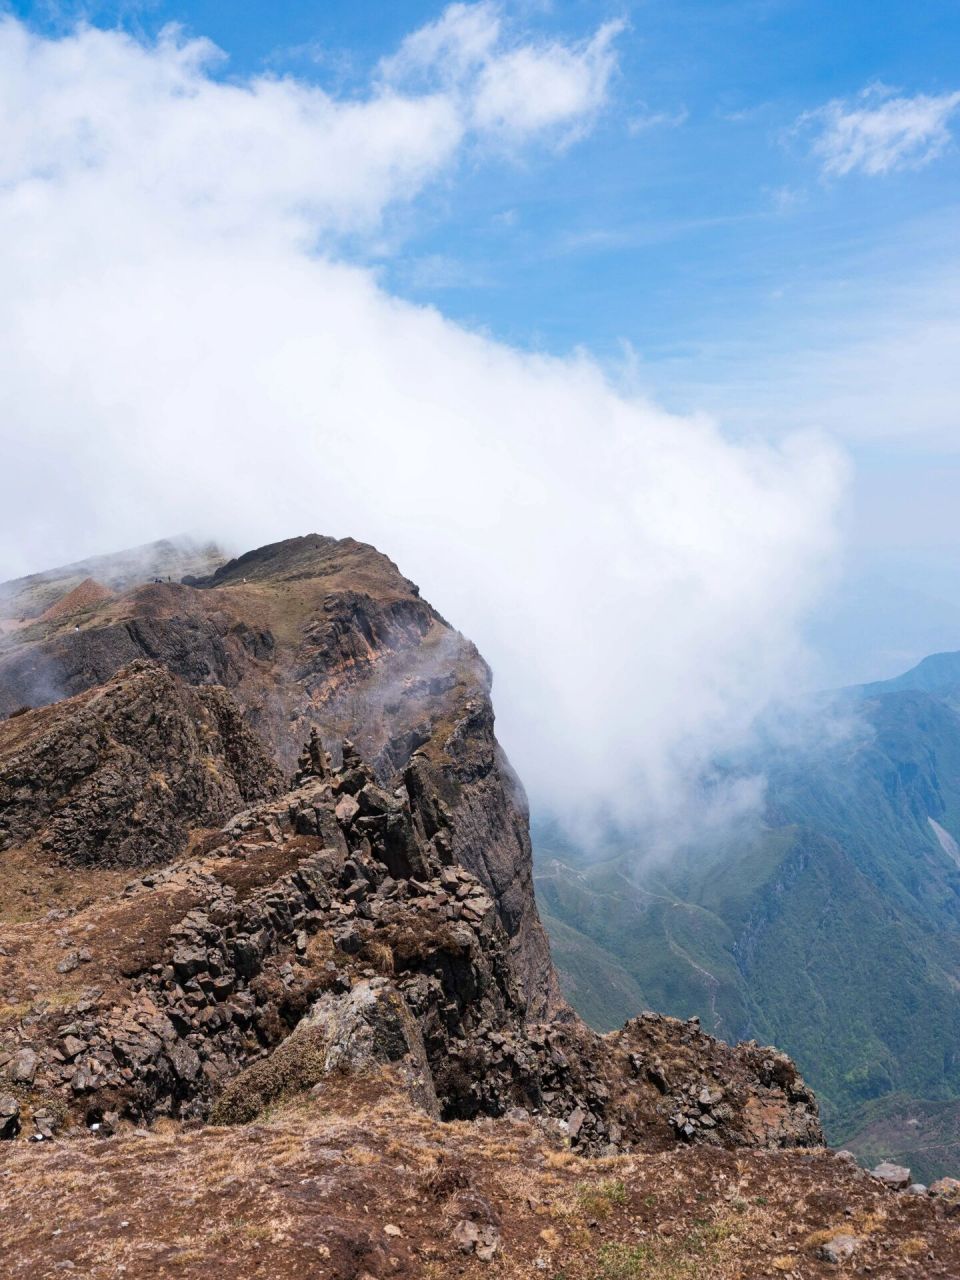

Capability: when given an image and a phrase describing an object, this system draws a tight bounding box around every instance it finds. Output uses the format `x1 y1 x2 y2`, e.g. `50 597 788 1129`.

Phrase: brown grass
1 1098 958 1280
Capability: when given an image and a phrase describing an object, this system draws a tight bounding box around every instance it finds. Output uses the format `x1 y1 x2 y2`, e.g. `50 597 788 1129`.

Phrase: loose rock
871 1161 911 1190
817 1234 860 1264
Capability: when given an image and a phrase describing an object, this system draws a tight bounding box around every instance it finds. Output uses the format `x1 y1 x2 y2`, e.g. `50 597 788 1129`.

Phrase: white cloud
803 83 960 177
0 5 621 245
381 2 623 146
0 18 463 241
380 1 502 85
0 11 845 843
470 20 622 142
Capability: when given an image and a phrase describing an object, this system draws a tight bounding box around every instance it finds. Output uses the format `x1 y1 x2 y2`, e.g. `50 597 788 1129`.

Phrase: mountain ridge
4 534 959 1276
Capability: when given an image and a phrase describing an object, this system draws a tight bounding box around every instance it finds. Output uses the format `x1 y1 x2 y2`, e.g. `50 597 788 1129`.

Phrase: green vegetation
535 653 960 1180
211 1024 329 1124
591 1220 736 1279
577 1178 628 1218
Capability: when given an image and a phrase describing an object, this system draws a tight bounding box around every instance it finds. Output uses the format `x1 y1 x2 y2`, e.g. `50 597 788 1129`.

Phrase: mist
0 9 846 843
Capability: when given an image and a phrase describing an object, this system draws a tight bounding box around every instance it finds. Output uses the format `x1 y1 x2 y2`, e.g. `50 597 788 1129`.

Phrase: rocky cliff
0 534 557 1019
2 535 956 1278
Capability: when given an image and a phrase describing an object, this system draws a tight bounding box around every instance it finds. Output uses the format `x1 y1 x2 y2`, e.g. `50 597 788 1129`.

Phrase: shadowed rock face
0 534 560 1018
0 661 285 867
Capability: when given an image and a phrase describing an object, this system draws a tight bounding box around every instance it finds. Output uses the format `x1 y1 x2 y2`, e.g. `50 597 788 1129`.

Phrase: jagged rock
10 1047 37 1084
169 1041 202 1083
0 535 560 1016
32 1108 56 1140
567 1107 585 1139
0 662 284 867
0 535 825 1159
295 728 329 784
335 794 360 826
451 1219 500 1262
212 978 438 1124
61 1036 86 1060
99 1111 119 1136
3 536 960 1277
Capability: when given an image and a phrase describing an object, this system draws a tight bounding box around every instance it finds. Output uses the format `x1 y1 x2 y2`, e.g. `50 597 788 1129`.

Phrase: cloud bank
0 7 845 840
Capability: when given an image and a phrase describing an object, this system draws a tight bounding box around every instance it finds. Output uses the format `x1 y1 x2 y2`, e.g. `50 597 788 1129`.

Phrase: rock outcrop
0 728 820 1155
0 534 558 1017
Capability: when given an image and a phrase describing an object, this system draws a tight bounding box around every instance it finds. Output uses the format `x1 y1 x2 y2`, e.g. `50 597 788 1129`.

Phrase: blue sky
12 0 958 359
5 0 960 688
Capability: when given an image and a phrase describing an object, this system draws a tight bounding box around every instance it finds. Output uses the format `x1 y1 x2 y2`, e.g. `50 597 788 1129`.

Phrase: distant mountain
535 649 960 1181
859 649 960 700
0 536 226 627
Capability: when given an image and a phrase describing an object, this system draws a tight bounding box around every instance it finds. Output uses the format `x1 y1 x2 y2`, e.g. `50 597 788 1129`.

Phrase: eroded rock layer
0 661 284 866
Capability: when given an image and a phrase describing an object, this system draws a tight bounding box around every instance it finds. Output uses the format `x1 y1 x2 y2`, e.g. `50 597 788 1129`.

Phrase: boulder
61 1036 86 1060
451 1219 500 1262
335 794 360 826
870 1161 911 1190
212 979 438 1125
10 1047 37 1084
33 1108 58 1140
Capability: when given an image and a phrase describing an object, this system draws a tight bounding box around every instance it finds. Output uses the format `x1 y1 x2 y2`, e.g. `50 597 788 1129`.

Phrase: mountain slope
536 651 960 1181
0 534 902 1280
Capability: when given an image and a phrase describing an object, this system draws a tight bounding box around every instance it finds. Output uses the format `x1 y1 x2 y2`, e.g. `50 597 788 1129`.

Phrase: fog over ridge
0 8 847 841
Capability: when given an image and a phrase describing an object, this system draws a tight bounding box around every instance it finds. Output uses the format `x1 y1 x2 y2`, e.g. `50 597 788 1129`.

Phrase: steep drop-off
536 653 960 1182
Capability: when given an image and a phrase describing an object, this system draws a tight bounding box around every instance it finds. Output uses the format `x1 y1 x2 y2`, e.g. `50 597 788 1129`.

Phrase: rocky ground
1 534 958 1278
4 1073 960 1280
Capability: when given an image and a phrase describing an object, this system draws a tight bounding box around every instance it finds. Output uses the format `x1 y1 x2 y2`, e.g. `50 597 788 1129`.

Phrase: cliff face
0 535 558 1019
